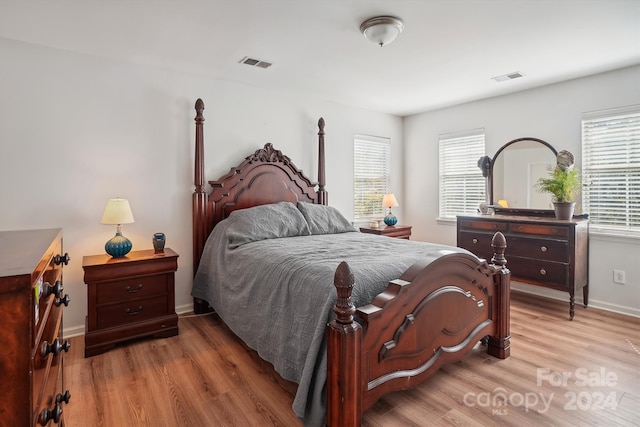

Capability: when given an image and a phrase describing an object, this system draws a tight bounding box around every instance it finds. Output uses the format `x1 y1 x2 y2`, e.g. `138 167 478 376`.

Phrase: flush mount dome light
360 16 404 47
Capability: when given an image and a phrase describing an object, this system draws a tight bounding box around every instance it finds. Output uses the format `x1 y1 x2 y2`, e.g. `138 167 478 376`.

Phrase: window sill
588 229 640 244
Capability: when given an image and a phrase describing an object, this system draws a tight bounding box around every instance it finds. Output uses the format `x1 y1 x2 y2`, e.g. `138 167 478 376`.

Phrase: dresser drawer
507 236 569 262
97 295 169 329
33 304 62 408
458 219 508 233
96 274 169 305
458 231 494 261
508 222 570 237
509 256 569 288
35 353 63 427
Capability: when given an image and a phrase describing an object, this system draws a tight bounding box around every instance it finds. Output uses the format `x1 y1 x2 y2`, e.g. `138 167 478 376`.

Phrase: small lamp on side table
382 193 399 226
101 198 135 258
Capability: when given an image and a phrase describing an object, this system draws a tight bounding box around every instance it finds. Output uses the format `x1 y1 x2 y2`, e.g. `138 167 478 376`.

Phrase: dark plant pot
553 202 575 220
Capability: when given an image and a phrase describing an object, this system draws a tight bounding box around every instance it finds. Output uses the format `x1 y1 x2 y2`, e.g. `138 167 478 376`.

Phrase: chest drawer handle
125 284 143 293
472 238 478 244
41 338 71 358
127 305 143 315
38 403 63 425
56 390 71 405
540 246 548 252
540 269 547 275
55 294 71 307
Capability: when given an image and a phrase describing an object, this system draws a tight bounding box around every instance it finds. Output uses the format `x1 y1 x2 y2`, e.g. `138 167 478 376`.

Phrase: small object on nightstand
153 232 166 253
382 193 399 226
101 198 135 258
369 220 380 228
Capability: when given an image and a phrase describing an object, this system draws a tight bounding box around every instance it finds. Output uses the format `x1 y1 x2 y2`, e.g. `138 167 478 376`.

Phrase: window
354 135 391 222
582 105 640 236
439 129 485 219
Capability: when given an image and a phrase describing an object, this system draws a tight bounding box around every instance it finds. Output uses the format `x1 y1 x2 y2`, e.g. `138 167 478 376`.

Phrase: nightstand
360 225 412 239
83 248 179 357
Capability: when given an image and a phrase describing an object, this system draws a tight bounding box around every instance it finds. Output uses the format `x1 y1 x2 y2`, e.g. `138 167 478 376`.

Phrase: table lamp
101 198 135 257
382 193 399 226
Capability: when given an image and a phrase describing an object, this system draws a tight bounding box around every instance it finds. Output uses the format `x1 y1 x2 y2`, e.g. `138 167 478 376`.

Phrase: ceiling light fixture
360 16 404 47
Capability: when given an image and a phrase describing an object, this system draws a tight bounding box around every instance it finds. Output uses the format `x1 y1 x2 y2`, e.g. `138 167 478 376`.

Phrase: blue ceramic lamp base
384 213 398 226
105 231 132 257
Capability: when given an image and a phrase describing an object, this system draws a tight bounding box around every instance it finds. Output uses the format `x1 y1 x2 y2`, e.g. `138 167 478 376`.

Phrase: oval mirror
488 137 557 209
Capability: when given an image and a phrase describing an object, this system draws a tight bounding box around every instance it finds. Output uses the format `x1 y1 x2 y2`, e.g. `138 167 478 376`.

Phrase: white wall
403 65 640 316
0 37 403 335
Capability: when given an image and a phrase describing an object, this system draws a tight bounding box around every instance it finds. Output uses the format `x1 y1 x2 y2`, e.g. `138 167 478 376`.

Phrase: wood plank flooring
65 292 640 426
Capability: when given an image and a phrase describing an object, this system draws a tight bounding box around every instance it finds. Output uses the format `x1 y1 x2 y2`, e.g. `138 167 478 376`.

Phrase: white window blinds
582 105 640 235
354 135 391 221
439 129 486 219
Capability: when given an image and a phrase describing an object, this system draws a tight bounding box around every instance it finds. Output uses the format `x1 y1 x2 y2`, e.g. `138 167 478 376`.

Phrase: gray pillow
297 202 356 235
226 202 311 248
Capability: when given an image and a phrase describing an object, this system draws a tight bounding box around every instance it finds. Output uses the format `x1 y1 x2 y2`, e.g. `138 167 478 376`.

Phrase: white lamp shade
382 193 399 208
100 198 135 225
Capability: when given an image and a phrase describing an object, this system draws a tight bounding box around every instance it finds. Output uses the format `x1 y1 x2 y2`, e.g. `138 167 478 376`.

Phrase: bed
190 98 511 427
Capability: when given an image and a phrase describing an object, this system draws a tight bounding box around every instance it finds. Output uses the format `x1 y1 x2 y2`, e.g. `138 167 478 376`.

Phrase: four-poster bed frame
191 98 511 426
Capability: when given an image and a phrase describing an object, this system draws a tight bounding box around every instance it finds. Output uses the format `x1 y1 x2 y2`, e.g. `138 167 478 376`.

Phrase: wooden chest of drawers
0 228 71 426
457 214 589 319
83 248 179 357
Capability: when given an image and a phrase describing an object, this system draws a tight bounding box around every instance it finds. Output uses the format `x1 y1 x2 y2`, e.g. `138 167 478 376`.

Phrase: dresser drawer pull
43 280 64 299
41 338 71 358
127 305 144 315
54 252 71 266
55 294 71 307
540 246 548 252
56 390 71 405
38 403 63 425
540 269 547 275
472 238 478 244
125 284 144 293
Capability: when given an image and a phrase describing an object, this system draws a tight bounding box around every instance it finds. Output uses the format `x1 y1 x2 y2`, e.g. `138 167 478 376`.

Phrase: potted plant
535 150 581 220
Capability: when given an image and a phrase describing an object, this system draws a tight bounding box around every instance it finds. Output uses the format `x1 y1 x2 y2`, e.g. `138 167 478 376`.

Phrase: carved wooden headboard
192 98 328 274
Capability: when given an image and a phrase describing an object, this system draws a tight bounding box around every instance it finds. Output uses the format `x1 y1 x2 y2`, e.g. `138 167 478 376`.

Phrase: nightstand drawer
96 295 169 329
96 274 169 304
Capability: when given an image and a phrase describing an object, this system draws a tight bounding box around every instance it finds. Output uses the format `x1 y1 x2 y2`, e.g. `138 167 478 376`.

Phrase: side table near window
83 248 179 357
360 225 412 240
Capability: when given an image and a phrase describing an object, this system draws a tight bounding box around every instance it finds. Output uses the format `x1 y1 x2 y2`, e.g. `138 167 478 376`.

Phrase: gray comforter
192 216 466 426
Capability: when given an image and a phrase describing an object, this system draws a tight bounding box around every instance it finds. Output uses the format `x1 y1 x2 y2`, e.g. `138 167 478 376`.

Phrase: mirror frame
480 137 558 216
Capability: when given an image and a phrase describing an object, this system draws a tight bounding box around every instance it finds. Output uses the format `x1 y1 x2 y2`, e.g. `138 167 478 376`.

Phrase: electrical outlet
613 269 626 285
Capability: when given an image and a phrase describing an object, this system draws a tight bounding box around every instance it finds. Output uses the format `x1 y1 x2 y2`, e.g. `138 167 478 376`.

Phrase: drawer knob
56 390 71 405
125 284 144 293
41 338 71 358
38 403 63 425
54 253 71 266
55 294 71 307
127 305 144 316
540 246 548 252
540 269 547 275
43 280 64 299
472 238 478 244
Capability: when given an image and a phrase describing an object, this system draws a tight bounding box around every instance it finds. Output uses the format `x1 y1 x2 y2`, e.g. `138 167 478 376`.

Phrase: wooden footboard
327 231 510 427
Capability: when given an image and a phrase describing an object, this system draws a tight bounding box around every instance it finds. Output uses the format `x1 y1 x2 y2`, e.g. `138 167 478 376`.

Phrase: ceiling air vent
239 56 272 69
491 71 523 82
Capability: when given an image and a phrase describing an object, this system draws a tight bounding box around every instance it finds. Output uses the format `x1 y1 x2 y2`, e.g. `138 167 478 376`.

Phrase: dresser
0 228 71 426
457 214 588 320
359 224 412 239
83 248 179 357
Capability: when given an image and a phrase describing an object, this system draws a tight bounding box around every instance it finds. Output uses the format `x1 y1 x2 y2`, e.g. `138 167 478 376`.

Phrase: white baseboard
511 282 640 318
63 302 196 338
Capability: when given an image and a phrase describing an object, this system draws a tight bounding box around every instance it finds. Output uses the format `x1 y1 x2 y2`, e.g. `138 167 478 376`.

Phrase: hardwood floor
65 292 640 426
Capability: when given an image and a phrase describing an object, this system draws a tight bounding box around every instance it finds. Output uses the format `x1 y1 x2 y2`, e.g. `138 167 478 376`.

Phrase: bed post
327 262 362 427
488 231 511 359
317 117 328 205
193 98 207 277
